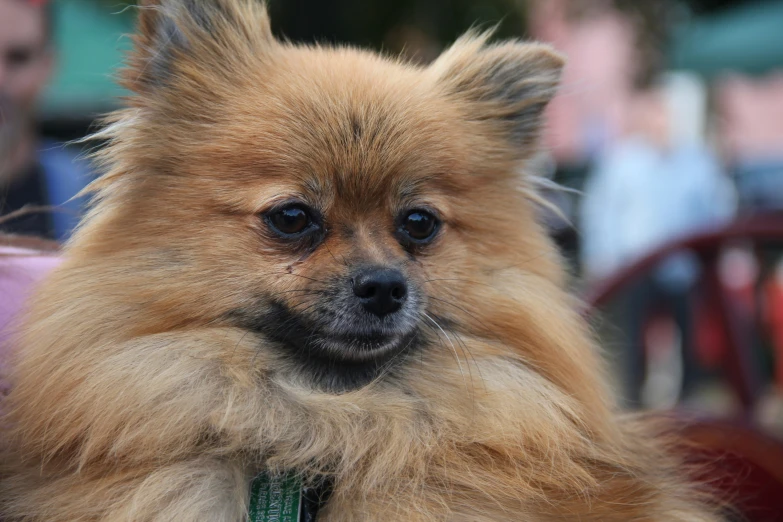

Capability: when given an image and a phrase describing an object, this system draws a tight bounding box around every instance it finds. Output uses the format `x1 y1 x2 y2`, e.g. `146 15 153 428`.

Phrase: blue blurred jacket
37 140 92 241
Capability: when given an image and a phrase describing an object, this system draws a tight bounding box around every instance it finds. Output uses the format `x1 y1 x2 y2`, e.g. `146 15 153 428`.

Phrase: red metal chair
585 213 783 520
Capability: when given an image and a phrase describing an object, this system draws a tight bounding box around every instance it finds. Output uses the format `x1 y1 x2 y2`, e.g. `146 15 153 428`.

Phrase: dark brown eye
400 209 439 243
267 205 313 237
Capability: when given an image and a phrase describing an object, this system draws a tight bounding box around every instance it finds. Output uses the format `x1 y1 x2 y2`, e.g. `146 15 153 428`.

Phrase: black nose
352 267 408 317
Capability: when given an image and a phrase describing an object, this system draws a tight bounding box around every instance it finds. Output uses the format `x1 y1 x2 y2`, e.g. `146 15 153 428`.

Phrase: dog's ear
431 32 564 151
124 0 275 93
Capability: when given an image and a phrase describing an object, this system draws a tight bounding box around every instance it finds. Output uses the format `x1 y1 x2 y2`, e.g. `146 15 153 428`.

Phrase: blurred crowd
526 0 783 414
530 0 783 268
1 0 783 415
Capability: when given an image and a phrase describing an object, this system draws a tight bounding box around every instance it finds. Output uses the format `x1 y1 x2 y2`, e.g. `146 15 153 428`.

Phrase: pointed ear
124 0 274 93
431 32 564 150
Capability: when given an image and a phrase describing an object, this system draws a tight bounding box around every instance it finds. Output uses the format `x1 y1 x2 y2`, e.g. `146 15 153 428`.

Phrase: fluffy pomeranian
0 1 720 520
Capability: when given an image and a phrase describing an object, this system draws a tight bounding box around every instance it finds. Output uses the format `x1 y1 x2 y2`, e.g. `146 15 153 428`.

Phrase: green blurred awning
40 0 135 118
670 0 783 77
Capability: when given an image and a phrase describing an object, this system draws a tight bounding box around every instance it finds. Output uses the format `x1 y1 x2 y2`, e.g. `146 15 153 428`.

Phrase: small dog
0 1 720 520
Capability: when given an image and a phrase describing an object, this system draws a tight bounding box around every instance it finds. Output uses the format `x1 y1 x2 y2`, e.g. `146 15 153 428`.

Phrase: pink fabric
0 248 61 394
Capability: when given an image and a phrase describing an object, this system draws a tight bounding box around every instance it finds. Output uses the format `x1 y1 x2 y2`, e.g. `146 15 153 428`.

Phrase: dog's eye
400 209 439 243
267 205 313 237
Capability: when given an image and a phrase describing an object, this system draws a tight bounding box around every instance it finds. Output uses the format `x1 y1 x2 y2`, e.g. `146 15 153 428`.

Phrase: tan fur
1 1 721 520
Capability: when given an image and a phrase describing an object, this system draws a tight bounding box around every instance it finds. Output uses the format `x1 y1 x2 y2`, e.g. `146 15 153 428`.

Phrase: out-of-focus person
0 0 90 241
580 73 737 407
717 73 783 212
580 73 736 282
531 0 637 165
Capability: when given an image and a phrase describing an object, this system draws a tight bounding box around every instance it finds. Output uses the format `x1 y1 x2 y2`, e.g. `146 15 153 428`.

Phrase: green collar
249 473 302 522
249 472 332 522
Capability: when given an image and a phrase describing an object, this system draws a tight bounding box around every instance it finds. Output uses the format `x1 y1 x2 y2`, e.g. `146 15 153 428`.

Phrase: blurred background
2 0 783 445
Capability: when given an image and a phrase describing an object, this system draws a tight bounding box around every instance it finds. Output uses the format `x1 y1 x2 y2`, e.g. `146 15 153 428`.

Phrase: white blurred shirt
580 138 737 283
